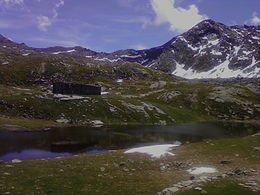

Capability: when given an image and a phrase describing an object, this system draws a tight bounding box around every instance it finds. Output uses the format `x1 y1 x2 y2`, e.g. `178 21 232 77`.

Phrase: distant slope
0 19 259 79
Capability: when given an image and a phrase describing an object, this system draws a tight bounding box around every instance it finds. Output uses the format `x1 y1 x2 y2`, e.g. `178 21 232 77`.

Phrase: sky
0 0 259 52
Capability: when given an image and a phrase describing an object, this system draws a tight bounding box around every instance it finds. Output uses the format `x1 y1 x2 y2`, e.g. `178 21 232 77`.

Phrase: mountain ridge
0 19 259 79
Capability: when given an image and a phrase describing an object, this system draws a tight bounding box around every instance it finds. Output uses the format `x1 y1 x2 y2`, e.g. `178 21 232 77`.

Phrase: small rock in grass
253 147 260 151
220 160 232 164
119 162 126 166
3 192 10 195
164 187 179 194
12 159 22 163
100 167 105 172
190 176 195 180
194 187 203 191
201 190 208 194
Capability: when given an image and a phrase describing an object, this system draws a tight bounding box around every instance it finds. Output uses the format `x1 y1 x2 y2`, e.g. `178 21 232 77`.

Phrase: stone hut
53 82 101 95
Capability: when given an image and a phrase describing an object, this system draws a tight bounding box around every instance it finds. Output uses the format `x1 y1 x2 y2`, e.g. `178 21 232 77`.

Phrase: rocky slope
0 19 259 79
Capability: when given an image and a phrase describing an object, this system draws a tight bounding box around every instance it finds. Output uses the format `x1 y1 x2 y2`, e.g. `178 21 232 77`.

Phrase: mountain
0 19 259 79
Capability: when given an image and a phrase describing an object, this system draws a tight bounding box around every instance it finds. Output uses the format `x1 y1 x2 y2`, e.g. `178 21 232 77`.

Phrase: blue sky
0 0 259 52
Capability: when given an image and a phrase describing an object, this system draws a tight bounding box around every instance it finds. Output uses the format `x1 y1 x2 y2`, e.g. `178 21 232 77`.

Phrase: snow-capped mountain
0 19 259 79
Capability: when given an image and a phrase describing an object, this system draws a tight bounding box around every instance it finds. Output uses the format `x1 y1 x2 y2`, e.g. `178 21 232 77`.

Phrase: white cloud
249 12 260 25
151 0 207 33
36 0 65 32
0 0 23 5
0 0 24 9
37 16 52 32
56 0 64 8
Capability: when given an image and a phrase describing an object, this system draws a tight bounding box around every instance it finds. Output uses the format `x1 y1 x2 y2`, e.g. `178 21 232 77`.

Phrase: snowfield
124 143 181 158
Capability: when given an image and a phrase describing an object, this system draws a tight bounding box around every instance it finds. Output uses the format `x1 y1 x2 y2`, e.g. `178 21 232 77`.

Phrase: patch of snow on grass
187 167 217 175
101 92 109 95
94 57 121 62
22 53 30 56
120 54 142 58
91 120 104 127
124 143 180 158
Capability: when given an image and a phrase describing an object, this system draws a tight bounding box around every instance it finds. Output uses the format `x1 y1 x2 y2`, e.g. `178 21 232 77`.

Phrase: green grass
177 179 260 195
0 134 259 194
0 117 64 131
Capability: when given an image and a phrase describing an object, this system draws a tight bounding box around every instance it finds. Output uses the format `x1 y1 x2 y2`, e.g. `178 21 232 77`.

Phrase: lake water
0 122 259 161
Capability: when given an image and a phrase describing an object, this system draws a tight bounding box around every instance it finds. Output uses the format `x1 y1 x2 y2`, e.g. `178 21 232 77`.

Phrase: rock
100 167 105 172
194 187 203 191
0 160 4 164
245 182 257 186
3 172 10 176
161 187 179 194
91 120 104 127
190 176 195 180
253 147 260 151
56 117 70 124
220 160 232 164
119 162 126 166
201 190 208 194
181 180 193 187
12 159 22 163
3 192 10 195
234 168 243 175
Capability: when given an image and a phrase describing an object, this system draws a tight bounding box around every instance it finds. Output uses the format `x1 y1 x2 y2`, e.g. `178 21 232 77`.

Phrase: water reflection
0 122 258 161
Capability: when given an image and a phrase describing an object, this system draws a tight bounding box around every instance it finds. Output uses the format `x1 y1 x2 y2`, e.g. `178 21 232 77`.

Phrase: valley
0 19 259 195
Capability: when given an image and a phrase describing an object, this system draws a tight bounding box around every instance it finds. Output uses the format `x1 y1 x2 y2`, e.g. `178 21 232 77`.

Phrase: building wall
53 82 101 95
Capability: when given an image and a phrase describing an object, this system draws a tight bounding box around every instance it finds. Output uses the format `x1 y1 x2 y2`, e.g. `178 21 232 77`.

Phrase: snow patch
242 50 252 55
211 50 222 55
252 36 260 40
91 120 104 127
124 143 180 158
22 53 30 56
208 39 219 46
172 56 259 79
116 79 123 83
120 54 142 58
52 49 76 55
233 46 241 55
94 57 121 63
187 167 217 175
66 49 76 53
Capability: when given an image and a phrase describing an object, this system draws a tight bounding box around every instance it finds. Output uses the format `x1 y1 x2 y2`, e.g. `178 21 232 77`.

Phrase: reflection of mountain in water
0 122 259 160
